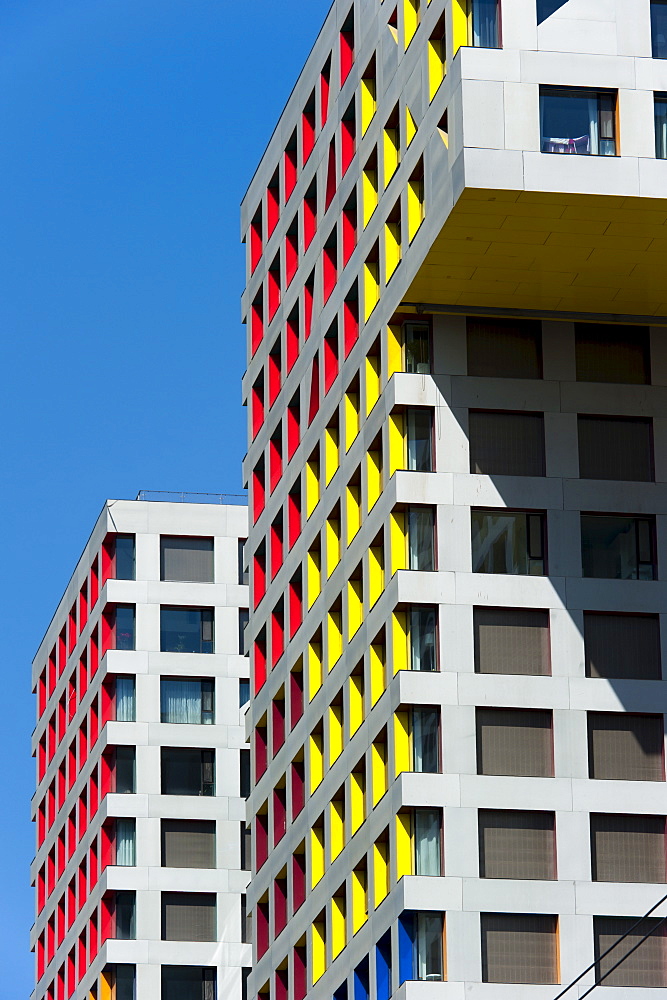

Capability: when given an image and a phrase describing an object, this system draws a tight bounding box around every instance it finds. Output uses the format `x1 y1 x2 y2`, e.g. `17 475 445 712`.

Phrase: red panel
267 182 280 238
276 967 289 1000
342 205 357 265
89 627 99 678
250 215 263 273
78 654 87 699
271 607 284 666
341 117 355 175
253 635 267 694
89 838 98 889
270 522 283 580
68 605 76 654
285 231 298 287
286 315 299 373
38 669 47 718
273 787 287 844
78 722 88 768
274 880 288 938
325 141 336 210
324 334 339 393
78 790 87 838
48 648 56 697
47 916 55 966
290 670 304 729
287 403 300 460
257 900 270 959
57 895 65 946
89 910 98 960
344 296 359 356
89 558 99 610
57 763 66 811
78 583 88 634
67 880 76 930
57 964 65 1000
37 867 45 913
101 606 114 657
58 628 66 677
303 194 316 251
57 828 65 879
340 27 354 83
47 849 55 896
58 695 66 742
289 578 302 638
100 820 114 872
48 713 56 763
288 491 301 550
89 698 98 748
67 675 76 722
67 810 76 860
37 802 46 848
38 737 46 782
100 750 114 799
253 551 266 608
251 298 264 356
307 356 320 425
101 677 115 727
291 760 305 819
304 275 314 340
47 781 55 830
292 854 306 913
77 934 86 985
293 944 307 1000
100 893 113 944
89 767 98 817
269 437 282 494
252 463 265 524
255 724 267 778
101 534 114 586
268 264 281 321
272 699 285 756
256 813 269 869
268 351 281 407
37 933 45 981
302 110 315 164
284 148 297 204
78 861 87 908
320 64 330 127
68 742 76 790
322 244 337 302
67 949 75 998
251 380 264 440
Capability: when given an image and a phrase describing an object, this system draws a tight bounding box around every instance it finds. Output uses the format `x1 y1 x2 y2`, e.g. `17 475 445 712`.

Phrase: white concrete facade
30 499 250 1000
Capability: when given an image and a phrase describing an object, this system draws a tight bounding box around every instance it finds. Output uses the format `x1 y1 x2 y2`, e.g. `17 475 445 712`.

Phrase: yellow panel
307 545 321 609
370 640 385 705
306 455 320 519
407 177 424 243
350 768 365 834
100 971 112 1000
385 220 401 282
349 673 364 737
363 168 378 228
395 811 413 880
372 739 388 805
329 704 344 765
390 510 407 574
374 839 390 907
394 710 411 777
328 610 342 670
388 412 406 476
330 797 345 861
345 390 360 450
452 0 469 53
361 78 377 136
368 545 384 608
366 447 382 511
364 260 380 321
346 482 361 544
326 516 341 577
325 425 339 486
428 39 446 102
311 824 325 886
309 638 323 700
352 865 368 934
331 894 347 959
403 0 419 48
387 323 403 377
383 128 400 188
392 609 409 673
310 731 324 792
311 920 326 983
405 106 417 147
365 353 381 415
347 576 364 639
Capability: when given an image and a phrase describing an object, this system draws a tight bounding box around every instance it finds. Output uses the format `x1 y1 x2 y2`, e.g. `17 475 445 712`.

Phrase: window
412 708 440 773
240 822 252 870
161 893 216 941
160 607 214 654
591 814 666 883
578 416 653 481
238 539 248 585
469 411 545 476
239 609 249 655
479 810 555 879
410 606 437 671
108 966 136 1000
581 514 656 580
584 612 661 680
115 676 135 721
540 87 616 155
652 1 667 58
161 819 216 869
160 537 214 583
474 608 550 675
481 914 558 984
116 819 136 866
414 809 442 875
588 713 664 781
467 317 542 379
240 749 251 798
404 323 431 374
162 967 216 1000
595 916 667 987
398 911 444 982
406 409 433 471
472 510 546 575
114 605 135 651
537 0 566 23
472 0 500 46
656 95 667 157
115 746 136 793
161 748 215 796
408 507 435 571
239 678 250 707
115 535 136 580
477 708 553 777
575 323 650 384
160 678 214 724
114 891 136 939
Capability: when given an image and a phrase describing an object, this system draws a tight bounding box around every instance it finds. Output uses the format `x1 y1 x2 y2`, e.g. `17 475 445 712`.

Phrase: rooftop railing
136 490 247 505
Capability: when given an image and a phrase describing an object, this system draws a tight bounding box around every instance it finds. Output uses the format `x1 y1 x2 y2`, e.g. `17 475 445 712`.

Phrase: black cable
577 911 667 1000
551 891 667 1000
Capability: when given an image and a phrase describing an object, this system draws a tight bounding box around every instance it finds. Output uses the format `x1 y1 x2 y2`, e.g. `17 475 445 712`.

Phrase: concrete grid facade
31 499 250 1000
242 1 667 999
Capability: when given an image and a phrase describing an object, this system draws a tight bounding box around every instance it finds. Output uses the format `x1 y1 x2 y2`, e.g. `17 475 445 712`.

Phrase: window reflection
652 1 667 58
540 87 616 155
581 515 656 580
656 96 667 158
472 510 545 576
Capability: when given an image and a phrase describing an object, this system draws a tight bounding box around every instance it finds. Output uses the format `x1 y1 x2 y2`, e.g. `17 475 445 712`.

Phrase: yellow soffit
405 188 667 321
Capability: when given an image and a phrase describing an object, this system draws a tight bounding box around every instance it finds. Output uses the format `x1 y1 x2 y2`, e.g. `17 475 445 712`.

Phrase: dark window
472 0 500 46
239 609 249 655
114 966 136 1000
115 891 136 939
656 95 667 157
652 1 667 58
584 613 661 680
469 411 545 477
160 537 214 583
467 317 542 379
474 608 550 675
161 892 217 941
406 409 433 472
477 708 553 777
537 0 567 24
479 810 556 879
240 749 251 798
115 605 135 651
581 514 656 580
404 323 431 374
481 914 558 984
238 539 249 585
240 822 252 870
472 510 545 575
578 416 653 481
160 607 214 654
160 678 214 724
115 535 136 581
408 507 436 571
161 819 216 869
239 678 250 707
410 606 437 671
115 746 136 794
575 323 650 384
594 916 667 987
161 748 215 796
540 87 616 155
591 814 666 883
161 967 216 1000
588 713 664 781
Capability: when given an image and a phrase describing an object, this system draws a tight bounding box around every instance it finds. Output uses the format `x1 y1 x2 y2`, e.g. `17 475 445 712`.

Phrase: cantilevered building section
242 1 667 997
31 498 251 1000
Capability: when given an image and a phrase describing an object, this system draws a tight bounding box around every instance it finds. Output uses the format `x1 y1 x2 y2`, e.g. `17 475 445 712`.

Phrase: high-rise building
242 2 667 996
31 497 251 1000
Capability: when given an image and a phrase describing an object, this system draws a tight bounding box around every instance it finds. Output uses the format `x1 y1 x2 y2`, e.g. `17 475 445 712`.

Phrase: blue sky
0 1 329 993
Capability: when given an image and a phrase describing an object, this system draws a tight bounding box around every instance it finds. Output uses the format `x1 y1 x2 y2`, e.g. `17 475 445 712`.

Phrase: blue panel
354 956 369 1000
398 911 415 985
376 931 392 1000
334 983 348 1000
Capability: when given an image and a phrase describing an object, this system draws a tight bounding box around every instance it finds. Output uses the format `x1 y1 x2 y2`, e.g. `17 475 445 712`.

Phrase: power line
551 891 667 1000
577 912 667 1000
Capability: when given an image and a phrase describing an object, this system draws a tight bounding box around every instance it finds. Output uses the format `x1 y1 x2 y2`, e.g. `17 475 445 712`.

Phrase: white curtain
413 709 439 772
161 679 202 724
587 98 599 155
116 818 136 866
417 913 443 981
415 810 441 875
408 509 435 571
116 677 135 722
657 105 667 159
